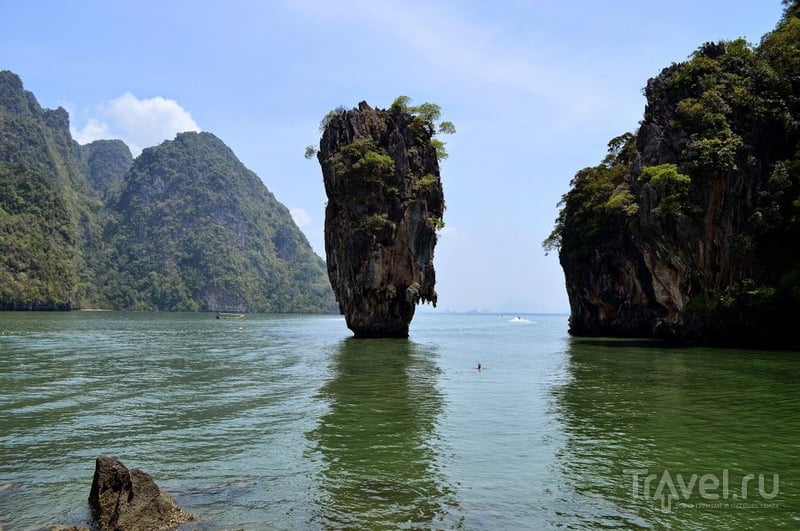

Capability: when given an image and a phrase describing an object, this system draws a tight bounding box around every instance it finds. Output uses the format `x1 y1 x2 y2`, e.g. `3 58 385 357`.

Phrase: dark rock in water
317 101 445 337
88 456 195 531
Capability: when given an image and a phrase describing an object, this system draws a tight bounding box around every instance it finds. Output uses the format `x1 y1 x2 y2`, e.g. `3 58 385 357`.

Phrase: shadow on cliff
306 338 456 528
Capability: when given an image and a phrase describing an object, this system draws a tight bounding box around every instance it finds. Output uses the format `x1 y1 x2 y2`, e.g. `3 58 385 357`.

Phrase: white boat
216 312 245 320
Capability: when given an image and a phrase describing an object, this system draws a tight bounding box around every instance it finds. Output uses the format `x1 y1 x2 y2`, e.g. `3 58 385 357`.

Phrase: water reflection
308 338 453 529
552 338 800 529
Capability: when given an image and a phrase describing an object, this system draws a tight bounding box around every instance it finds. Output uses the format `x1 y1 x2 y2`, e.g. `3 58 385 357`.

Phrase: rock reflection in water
552 338 800 529
307 338 453 528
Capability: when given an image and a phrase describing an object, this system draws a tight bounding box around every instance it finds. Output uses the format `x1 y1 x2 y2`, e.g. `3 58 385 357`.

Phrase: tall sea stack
318 101 445 338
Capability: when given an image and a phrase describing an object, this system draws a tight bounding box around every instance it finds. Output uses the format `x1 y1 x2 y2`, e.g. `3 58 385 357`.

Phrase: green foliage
79 139 133 196
413 102 441 123
430 138 448 160
387 95 455 160
0 165 77 309
102 132 336 313
604 186 638 216
426 215 445 231
319 106 346 132
313 96 455 164
413 173 440 193
438 121 456 135
0 72 103 309
544 133 637 255
351 149 395 177
330 137 396 188
0 72 336 313
390 95 412 111
606 132 636 160
639 164 692 217
358 213 391 234
688 134 743 171
639 164 690 187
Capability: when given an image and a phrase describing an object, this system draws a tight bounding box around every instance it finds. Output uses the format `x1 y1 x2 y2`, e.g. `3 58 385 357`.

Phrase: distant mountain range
0 70 336 313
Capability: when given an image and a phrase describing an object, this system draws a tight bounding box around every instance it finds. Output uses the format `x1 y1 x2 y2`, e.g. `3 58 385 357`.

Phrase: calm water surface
1 312 798 529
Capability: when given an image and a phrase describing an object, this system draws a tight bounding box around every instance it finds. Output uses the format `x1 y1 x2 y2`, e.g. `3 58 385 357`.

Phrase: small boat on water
216 312 245 320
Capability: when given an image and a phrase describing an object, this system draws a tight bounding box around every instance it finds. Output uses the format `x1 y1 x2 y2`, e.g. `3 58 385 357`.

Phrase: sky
1 0 787 313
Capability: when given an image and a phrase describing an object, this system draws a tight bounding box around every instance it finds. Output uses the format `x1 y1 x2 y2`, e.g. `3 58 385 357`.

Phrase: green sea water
0 312 798 529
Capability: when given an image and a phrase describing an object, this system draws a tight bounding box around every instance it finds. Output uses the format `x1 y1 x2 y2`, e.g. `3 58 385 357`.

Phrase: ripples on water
1 312 799 529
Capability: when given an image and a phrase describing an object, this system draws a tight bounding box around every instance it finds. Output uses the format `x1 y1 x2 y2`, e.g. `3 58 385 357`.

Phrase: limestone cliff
0 70 101 310
0 70 336 313
106 132 336 312
318 101 445 337
548 5 800 346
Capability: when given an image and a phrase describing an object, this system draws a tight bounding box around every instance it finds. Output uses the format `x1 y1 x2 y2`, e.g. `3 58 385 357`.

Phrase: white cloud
290 207 312 229
71 93 200 156
72 118 113 145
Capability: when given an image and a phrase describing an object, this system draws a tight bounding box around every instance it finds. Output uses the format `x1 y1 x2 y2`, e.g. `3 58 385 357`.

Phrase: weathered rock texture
318 101 444 337
88 456 195 531
553 11 800 346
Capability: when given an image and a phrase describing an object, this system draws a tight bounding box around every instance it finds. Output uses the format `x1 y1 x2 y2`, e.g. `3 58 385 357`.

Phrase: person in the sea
477 363 482 371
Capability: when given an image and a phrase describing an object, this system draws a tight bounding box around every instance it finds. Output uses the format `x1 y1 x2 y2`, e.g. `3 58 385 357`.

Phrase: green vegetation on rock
545 1 800 345
0 70 336 313
316 99 447 337
101 132 335 312
0 70 98 309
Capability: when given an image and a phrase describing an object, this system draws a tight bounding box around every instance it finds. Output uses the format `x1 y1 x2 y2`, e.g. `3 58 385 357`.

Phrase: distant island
545 1 800 346
0 71 336 313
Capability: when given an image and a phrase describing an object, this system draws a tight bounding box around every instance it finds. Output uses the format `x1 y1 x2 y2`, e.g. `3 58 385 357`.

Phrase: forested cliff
0 71 335 313
546 2 800 346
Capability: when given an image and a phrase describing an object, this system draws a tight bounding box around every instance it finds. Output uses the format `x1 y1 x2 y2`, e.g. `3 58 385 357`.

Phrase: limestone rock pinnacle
317 101 445 337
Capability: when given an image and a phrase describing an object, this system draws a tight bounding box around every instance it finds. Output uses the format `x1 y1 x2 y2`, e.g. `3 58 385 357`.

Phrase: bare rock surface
88 456 195 531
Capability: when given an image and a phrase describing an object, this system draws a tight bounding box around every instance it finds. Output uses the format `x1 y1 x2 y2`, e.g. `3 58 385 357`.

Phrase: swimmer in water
477 363 482 371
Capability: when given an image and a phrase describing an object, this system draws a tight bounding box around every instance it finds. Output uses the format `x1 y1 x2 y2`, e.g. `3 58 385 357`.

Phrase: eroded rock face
318 101 444 337
556 34 800 346
88 456 195 531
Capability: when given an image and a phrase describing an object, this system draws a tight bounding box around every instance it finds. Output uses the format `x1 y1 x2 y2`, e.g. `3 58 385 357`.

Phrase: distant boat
216 312 245 320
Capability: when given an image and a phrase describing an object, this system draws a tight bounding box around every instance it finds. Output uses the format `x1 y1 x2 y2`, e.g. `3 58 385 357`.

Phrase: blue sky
1 1 787 312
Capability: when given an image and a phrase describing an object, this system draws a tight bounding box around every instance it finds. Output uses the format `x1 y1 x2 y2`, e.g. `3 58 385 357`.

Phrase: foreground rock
317 100 445 337
89 456 195 530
